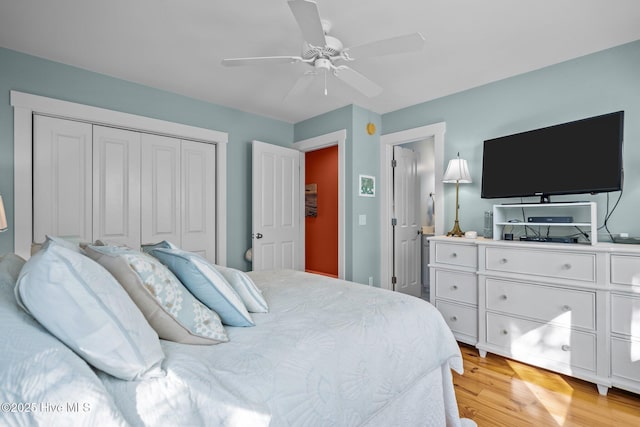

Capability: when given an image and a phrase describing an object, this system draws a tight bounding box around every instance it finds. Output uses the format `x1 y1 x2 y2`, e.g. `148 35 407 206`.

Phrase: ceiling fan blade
287 0 326 47
221 56 304 67
284 71 317 101
344 33 425 60
333 66 382 97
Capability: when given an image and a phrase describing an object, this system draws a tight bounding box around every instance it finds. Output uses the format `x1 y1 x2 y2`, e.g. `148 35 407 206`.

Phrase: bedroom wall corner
0 47 294 265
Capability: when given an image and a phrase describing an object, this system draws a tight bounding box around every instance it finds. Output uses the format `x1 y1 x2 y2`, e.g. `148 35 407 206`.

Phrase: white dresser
428 237 478 345
608 248 640 395
428 235 640 396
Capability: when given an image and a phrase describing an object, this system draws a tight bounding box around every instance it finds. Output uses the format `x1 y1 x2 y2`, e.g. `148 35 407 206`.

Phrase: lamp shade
0 195 7 232
442 158 472 183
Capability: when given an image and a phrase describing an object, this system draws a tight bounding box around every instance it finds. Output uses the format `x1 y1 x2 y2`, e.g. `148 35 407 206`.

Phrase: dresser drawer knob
499 258 508 264
451 252 458 258
561 344 571 352
452 285 458 290
562 263 572 270
501 329 508 335
450 316 458 322
562 305 571 312
500 294 508 301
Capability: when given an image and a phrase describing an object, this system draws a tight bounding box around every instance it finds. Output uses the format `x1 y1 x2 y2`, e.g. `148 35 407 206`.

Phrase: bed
0 246 475 427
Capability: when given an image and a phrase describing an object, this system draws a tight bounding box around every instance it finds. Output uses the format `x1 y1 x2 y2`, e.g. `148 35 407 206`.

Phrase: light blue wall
2 39 639 276
383 40 640 240
294 104 382 285
0 48 293 268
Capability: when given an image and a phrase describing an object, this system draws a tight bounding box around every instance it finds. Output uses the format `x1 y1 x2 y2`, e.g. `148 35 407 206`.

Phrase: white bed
0 253 474 426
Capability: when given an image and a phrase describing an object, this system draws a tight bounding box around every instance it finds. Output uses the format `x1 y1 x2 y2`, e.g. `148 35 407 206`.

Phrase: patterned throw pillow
84 245 228 345
149 248 255 326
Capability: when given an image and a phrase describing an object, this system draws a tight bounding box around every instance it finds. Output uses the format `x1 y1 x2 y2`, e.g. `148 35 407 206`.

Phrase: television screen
481 111 624 202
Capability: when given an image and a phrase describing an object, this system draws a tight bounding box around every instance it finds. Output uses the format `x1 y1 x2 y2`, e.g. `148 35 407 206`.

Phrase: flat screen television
481 111 624 203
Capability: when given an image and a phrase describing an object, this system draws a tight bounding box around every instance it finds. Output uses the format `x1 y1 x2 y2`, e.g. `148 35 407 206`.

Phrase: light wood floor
452 343 640 426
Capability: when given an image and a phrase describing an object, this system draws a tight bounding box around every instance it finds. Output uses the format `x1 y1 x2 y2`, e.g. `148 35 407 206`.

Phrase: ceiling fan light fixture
314 58 332 71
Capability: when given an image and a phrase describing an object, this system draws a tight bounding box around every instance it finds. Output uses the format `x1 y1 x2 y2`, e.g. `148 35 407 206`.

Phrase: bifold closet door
33 115 93 244
181 140 216 261
93 125 141 248
141 134 181 246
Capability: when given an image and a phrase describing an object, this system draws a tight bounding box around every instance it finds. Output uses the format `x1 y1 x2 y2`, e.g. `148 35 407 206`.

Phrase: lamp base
446 220 465 237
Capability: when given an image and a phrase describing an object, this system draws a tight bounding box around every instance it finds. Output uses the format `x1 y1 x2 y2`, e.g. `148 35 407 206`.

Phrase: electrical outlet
368 277 373 286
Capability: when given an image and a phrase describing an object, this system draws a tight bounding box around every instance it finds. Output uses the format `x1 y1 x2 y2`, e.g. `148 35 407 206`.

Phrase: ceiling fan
221 0 425 98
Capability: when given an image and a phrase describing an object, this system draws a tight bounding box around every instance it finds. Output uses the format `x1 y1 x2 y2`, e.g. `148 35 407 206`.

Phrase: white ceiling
1 0 640 124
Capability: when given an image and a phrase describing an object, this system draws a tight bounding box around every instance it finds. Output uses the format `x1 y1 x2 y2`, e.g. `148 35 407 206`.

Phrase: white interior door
252 140 301 271
141 133 181 246
393 146 421 297
33 115 93 244
180 140 216 261
93 125 141 248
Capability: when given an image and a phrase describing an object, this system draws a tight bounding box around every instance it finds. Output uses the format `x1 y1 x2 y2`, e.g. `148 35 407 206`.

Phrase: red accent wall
305 145 338 277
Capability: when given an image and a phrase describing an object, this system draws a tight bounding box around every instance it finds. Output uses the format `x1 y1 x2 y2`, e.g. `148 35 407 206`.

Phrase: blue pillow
149 248 254 327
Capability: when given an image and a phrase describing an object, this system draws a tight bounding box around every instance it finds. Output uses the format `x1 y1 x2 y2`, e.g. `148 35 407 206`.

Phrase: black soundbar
519 236 578 244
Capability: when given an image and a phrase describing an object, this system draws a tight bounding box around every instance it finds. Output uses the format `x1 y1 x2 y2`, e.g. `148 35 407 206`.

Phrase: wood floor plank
453 343 640 427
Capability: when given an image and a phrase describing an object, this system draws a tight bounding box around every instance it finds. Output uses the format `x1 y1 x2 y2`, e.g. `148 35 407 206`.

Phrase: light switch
359 214 367 225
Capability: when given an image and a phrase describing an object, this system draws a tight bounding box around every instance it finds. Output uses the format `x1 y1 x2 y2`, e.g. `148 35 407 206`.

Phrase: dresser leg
596 384 609 396
479 349 487 358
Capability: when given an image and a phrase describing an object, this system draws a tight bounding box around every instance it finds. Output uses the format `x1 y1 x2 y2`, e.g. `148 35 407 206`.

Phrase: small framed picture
359 174 375 197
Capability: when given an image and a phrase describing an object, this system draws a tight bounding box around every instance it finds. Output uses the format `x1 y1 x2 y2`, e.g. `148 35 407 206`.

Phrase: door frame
11 90 228 262
379 122 445 291
294 129 346 280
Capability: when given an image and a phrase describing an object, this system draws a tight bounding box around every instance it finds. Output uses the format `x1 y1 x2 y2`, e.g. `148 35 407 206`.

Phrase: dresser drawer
611 337 640 382
484 247 596 282
436 300 477 339
485 278 595 330
611 254 640 286
434 270 477 305
611 293 640 337
486 312 596 372
433 242 477 268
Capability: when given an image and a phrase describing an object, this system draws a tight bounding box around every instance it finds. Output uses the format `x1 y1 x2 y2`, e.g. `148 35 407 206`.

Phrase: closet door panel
141 134 181 246
93 126 141 248
181 140 216 261
33 115 93 244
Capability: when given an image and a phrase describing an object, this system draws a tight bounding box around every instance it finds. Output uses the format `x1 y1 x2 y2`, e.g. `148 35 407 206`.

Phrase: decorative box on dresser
608 246 640 395
428 236 478 345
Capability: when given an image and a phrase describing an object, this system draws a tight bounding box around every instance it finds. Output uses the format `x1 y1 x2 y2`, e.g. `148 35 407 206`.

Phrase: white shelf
493 202 597 244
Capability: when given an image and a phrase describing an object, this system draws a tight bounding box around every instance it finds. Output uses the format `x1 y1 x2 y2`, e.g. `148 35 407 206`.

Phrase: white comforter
99 270 463 426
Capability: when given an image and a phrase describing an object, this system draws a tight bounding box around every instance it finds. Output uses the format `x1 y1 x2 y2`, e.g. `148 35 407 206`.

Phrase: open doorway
399 138 435 300
379 122 445 294
295 129 346 280
305 145 338 277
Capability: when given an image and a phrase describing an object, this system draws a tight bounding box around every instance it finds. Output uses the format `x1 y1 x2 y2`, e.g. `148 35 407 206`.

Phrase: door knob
255 233 263 239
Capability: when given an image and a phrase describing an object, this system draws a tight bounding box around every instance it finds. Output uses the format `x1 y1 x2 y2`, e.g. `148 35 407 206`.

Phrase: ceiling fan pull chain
324 70 328 96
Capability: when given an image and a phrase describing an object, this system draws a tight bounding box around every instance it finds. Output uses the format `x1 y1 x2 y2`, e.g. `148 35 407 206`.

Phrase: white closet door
181 140 216 261
93 126 141 248
141 134 181 246
33 115 93 244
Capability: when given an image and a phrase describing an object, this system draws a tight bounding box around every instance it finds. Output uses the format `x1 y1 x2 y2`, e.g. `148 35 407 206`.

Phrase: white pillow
149 248 255 327
215 265 269 313
15 241 166 381
0 254 131 426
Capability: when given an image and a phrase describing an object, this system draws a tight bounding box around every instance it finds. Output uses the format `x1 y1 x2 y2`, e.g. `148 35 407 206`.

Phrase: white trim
294 129 346 280
11 90 228 263
379 122 445 291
